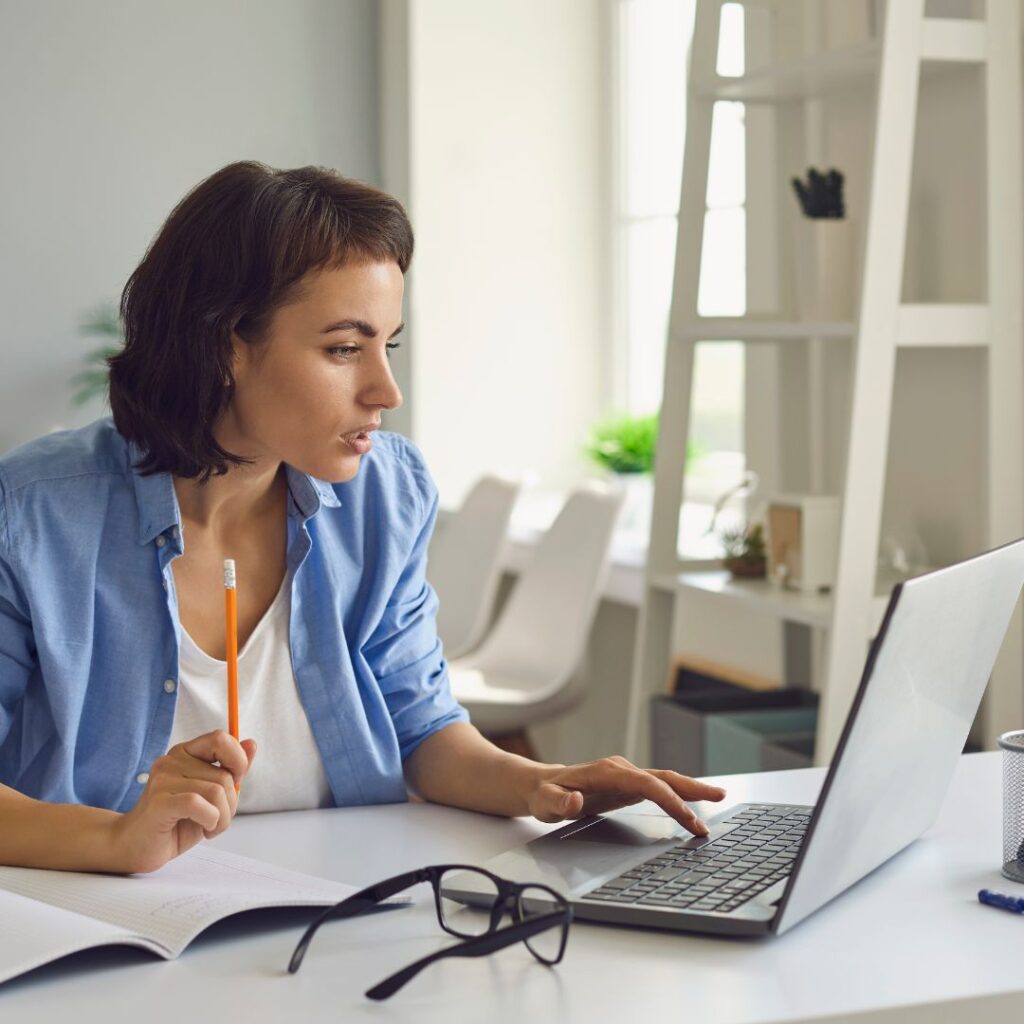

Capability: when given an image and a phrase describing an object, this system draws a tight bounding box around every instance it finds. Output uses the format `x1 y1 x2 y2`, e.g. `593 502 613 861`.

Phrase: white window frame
610 0 750 555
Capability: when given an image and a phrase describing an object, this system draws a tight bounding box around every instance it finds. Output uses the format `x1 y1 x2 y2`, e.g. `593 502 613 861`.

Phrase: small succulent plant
720 522 767 578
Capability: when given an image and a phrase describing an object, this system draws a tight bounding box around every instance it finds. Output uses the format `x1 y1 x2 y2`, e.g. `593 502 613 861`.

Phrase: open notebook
0 845 407 985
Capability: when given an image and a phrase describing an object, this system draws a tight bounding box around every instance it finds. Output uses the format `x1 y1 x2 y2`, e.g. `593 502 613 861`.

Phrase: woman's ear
227 330 247 385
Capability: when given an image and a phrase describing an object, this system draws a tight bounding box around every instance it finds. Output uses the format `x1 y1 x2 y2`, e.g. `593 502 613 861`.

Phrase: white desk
2 753 1022 1023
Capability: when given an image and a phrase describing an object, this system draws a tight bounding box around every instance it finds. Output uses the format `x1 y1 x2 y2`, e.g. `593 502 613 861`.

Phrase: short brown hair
108 160 414 481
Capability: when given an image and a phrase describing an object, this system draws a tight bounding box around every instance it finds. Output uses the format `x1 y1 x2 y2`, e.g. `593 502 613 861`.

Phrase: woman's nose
365 359 403 411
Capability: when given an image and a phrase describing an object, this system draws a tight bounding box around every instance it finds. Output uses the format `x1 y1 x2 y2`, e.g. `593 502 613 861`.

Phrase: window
614 0 748 556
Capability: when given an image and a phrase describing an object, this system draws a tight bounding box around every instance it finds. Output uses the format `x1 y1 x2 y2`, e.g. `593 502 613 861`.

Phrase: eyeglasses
287 863 572 1000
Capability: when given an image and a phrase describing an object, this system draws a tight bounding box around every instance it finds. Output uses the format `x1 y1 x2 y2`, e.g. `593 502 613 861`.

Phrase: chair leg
488 729 540 761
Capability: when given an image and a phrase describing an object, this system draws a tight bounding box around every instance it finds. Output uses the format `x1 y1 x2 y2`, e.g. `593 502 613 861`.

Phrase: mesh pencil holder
999 730 1024 883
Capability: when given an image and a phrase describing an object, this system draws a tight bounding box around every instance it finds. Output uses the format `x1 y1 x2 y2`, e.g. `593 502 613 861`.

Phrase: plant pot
794 217 856 321
723 556 766 579
610 472 653 533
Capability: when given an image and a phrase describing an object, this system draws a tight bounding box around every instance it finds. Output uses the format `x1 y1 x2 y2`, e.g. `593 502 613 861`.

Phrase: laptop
443 538 1024 937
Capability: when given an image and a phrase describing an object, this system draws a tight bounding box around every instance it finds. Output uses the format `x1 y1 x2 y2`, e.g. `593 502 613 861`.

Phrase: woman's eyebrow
320 318 405 340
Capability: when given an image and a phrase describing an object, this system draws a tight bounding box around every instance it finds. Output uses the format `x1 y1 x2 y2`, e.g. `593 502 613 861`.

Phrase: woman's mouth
341 431 372 455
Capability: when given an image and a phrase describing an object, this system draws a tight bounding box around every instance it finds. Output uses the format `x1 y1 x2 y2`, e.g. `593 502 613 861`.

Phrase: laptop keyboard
582 804 812 915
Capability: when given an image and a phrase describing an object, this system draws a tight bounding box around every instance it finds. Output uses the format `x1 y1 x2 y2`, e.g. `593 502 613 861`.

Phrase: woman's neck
173 461 287 537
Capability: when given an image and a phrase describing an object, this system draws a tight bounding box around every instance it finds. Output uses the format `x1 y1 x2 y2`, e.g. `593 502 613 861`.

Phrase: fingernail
562 794 574 811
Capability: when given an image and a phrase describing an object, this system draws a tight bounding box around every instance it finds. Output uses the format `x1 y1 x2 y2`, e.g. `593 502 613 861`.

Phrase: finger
172 780 232 838
548 795 644 821
160 791 220 835
578 794 646 815
621 771 708 835
531 782 586 822
648 770 727 803
241 738 257 767
179 730 250 784
528 783 573 823
563 790 646 816
598 756 726 803
170 760 239 815
570 763 709 836
534 784 647 822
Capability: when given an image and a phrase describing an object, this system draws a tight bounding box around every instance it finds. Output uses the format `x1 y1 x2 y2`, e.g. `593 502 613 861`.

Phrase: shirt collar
284 463 343 518
127 441 181 545
127 441 341 544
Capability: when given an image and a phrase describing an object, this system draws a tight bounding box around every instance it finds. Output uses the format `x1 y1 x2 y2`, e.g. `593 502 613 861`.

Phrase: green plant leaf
583 412 703 474
70 303 123 408
78 302 122 337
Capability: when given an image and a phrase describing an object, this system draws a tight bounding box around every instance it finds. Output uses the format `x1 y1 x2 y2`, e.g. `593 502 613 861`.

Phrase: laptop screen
774 539 1024 935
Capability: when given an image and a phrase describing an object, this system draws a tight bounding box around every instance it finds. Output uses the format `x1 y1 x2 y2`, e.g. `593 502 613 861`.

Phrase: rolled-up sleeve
363 452 469 761
0 476 34 752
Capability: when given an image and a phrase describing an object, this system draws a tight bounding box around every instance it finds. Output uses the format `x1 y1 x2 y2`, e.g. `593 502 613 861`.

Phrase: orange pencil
224 559 240 794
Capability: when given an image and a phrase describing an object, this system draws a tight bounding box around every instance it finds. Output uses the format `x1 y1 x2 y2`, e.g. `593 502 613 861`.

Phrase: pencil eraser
223 559 236 588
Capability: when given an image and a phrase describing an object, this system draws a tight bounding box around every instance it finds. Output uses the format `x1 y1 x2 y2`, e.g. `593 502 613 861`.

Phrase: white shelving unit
625 0 1024 767
649 568 903 633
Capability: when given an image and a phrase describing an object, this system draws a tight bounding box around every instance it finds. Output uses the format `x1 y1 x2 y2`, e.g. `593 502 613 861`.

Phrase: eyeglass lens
436 868 502 938
517 885 566 963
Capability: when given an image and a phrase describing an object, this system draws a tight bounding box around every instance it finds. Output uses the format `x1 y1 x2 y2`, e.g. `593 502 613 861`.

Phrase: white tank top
167 572 334 813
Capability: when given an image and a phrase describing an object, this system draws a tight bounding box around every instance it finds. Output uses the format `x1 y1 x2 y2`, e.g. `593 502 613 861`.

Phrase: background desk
2 753 1022 1023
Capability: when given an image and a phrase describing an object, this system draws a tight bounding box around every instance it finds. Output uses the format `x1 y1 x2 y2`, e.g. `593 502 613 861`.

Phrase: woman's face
224 260 405 484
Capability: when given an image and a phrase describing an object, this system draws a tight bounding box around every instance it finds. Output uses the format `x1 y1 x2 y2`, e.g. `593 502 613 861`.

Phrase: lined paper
0 845 409 982
0 888 148 985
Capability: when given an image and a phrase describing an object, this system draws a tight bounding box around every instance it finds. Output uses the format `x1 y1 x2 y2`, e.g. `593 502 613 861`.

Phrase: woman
0 161 724 874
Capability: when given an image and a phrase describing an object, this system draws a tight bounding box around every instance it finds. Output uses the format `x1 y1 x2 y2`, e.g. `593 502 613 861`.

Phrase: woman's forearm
403 722 558 817
0 782 122 871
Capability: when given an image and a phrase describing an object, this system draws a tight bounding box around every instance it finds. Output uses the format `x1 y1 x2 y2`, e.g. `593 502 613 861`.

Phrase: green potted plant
584 413 701 531
70 302 122 408
584 413 658 475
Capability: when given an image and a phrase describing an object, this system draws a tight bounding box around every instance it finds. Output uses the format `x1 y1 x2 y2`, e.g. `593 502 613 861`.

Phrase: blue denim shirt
0 418 468 812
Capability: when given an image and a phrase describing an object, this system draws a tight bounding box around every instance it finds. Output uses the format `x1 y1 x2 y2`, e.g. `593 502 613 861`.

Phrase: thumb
241 738 257 769
531 782 584 822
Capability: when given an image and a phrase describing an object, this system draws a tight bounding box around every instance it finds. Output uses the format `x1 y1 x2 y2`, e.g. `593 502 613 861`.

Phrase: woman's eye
327 343 401 359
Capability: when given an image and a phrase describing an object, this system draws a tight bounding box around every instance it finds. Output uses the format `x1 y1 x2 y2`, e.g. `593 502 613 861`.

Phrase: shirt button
163 678 177 694
155 535 166 548
171 526 179 540
136 772 150 785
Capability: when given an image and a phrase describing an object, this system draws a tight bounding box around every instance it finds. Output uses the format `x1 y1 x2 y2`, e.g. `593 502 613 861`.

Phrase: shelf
693 21 985 105
626 0 1023 765
921 18 987 63
674 305 990 348
694 42 879 103
648 568 909 633
674 319 856 343
896 303 989 348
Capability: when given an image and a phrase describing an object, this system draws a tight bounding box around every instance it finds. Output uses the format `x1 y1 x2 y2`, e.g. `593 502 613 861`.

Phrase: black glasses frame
287 863 572 1000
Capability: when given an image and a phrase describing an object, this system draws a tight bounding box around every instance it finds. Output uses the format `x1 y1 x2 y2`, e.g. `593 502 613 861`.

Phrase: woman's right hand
110 730 257 874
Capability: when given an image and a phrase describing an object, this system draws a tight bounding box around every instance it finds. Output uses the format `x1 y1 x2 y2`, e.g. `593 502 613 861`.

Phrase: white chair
427 474 523 660
448 482 626 737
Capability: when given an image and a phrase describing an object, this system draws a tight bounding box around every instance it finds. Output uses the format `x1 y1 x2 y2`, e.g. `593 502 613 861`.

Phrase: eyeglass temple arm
287 868 427 974
364 911 568 1002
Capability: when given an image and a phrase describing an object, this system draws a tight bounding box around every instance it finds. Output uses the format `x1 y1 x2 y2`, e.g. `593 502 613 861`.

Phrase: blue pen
978 889 1024 914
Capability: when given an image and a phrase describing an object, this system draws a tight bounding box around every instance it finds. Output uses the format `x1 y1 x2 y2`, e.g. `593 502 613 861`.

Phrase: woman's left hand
525 755 727 836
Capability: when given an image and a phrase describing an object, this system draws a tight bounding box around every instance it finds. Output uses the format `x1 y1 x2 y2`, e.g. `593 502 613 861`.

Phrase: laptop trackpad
557 814 682 845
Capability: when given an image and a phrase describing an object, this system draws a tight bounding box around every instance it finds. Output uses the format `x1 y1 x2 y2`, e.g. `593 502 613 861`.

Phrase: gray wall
0 0 380 454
